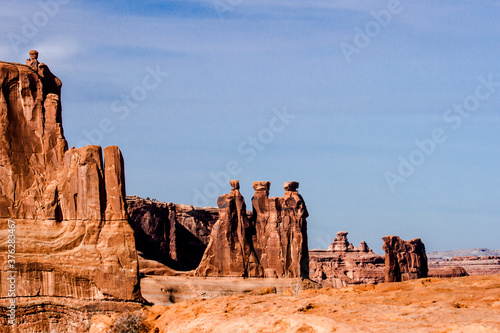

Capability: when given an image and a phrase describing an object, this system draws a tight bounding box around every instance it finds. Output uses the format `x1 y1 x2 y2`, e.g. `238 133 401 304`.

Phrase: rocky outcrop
382 236 428 282
327 231 371 253
310 232 385 287
126 196 218 271
195 180 309 278
0 56 141 308
252 181 309 278
196 180 263 277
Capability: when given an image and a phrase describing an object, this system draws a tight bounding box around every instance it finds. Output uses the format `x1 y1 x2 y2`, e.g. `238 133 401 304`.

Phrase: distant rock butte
382 235 428 282
0 54 141 330
327 231 372 253
310 231 385 287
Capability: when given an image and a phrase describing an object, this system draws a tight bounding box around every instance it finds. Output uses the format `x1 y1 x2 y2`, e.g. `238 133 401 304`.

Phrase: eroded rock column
382 235 428 282
252 181 309 278
196 180 263 277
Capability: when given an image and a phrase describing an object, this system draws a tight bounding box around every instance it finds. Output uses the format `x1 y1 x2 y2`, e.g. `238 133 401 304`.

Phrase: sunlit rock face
251 181 309 278
0 58 141 302
195 180 309 279
382 235 428 282
195 180 263 277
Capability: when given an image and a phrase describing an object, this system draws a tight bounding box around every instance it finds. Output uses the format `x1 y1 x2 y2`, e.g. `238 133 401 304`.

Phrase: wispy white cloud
251 0 387 11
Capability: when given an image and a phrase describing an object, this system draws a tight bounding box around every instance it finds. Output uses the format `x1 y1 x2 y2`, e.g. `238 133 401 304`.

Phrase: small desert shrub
110 311 150 333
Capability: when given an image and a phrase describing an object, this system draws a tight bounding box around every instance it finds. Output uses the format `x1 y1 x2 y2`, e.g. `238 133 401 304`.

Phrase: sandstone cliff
0 57 141 330
128 181 310 279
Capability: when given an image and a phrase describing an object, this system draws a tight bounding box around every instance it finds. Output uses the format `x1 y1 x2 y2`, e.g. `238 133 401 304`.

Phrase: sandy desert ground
90 274 500 333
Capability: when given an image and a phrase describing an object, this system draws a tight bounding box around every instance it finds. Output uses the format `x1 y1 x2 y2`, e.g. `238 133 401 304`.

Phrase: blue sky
2 0 499 253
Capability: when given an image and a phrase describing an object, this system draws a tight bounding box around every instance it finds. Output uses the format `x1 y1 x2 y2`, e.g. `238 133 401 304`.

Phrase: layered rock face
0 58 140 305
0 298 142 333
195 181 309 278
382 236 428 282
126 196 218 271
310 232 385 287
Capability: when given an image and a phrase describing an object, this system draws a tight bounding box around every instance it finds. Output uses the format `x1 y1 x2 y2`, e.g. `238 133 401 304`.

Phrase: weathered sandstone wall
0 58 141 310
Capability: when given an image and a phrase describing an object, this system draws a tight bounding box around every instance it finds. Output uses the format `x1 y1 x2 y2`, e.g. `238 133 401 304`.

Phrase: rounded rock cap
252 181 270 191
230 179 240 190
283 181 299 192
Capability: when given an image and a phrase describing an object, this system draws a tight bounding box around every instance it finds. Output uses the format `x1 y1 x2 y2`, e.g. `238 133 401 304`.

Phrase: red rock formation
326 232 372 254
126 196 218 271
382 236 428 282
310 232 385 287
196 180 263 277
252 181 309 278
193 180 309 278
0 57 140 303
